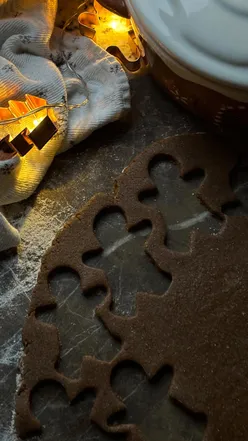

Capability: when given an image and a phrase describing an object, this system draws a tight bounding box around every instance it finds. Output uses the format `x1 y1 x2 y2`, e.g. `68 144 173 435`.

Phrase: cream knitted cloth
0 0 130 252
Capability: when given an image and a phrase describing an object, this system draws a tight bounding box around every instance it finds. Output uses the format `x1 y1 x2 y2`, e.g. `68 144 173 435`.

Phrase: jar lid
126 0 248 89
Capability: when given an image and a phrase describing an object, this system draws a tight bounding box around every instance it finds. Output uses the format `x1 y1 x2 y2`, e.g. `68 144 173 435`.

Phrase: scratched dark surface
1 75 248 441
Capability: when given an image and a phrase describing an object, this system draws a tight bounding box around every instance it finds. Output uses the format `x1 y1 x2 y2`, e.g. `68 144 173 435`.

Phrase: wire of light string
0 0 91 127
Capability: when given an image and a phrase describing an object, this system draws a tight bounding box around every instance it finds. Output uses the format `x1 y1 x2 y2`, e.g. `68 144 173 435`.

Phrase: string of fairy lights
0 0 90 129
0 0 137 156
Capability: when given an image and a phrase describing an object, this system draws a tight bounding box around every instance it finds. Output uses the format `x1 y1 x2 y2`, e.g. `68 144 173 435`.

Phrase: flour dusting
0 194 76 310
0 192 77 440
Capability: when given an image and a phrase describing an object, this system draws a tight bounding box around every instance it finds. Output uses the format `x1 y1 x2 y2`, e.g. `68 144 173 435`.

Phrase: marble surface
1 75 248 441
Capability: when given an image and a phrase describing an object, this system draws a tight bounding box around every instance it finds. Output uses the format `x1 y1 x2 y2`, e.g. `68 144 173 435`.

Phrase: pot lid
126 0 248 89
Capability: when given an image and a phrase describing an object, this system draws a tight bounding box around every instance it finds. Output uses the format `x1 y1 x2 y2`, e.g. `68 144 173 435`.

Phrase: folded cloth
0 0 130 252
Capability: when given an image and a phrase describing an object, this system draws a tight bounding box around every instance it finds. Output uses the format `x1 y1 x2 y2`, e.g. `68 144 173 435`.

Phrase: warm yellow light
79 1 142 70
26 115 45 132
0 95 53 142
110 19 118 30
32 117 43 128
107 16 130 33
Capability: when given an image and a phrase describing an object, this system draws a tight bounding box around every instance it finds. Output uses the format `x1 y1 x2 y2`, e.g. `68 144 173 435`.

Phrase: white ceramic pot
102 0 248 134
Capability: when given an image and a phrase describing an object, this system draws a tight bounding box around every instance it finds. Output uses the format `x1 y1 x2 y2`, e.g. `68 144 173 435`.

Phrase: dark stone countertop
1 75 248 441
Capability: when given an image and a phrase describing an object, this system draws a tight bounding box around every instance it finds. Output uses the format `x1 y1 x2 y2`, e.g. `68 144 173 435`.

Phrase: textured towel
0 0 130 252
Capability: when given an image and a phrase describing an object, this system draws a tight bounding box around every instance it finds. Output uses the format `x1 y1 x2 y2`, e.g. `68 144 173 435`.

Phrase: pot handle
96 0 130 18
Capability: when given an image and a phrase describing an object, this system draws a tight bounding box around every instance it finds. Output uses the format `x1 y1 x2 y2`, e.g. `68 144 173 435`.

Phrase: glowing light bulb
33 119 41 128
110 19 118 30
